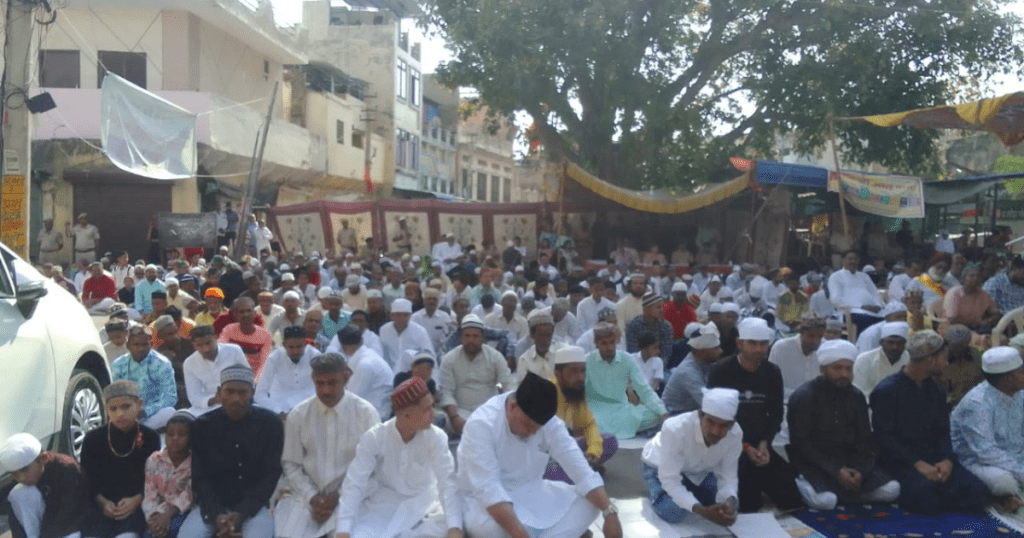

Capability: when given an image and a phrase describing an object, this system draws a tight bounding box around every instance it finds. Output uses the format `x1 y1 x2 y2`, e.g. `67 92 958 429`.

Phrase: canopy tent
550 163 752 214
843 92 1024 147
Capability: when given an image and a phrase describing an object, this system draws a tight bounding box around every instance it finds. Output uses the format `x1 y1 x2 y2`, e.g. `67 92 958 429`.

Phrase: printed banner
2 175 27 257
829 171 925 218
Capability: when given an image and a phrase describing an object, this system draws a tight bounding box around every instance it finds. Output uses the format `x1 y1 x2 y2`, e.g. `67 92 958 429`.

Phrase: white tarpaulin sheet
100 74 197 179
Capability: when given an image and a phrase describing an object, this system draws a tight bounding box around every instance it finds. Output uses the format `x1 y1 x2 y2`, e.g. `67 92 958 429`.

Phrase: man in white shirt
457 373 621 538
341 274 368 312
335 326 395 421
485 291 529 342
551 298 581 344
439 315 514 435
576 278 616 334
378 299 434 369
411 287 455 354
67 213 100 263
855 301 908 354
641 387 741 526
335 378 463 538
254 326 320 416
432 233 463 274
828 251 884 335
274 352 380 538
768 315 826 400
934 231 955 254
888 261 922 305
516 311 564 384
183 325 248 416
852 321 910 396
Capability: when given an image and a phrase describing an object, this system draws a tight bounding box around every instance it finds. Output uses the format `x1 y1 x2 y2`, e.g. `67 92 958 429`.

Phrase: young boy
81 380 161 538
104 321 129 365
0 433 91 538
143 411 195 538
631 332 665 393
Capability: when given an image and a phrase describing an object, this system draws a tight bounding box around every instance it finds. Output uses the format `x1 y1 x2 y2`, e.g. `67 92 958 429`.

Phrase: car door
0 247 58 447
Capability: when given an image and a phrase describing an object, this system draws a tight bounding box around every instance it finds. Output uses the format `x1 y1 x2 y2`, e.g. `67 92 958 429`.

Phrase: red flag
364 167 374 193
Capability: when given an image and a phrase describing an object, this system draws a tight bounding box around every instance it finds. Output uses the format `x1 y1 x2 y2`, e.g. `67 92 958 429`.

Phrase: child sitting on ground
0 433 91 538
143 410 195 538
81 380 161 538
631 332 665 393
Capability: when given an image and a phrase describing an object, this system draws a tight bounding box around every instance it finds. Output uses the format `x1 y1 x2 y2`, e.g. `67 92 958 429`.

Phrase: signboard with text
829 170 925 219
2 175 27 257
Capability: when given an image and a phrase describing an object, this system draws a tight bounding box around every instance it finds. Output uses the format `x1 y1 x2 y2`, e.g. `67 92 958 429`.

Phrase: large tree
423 0 1022 189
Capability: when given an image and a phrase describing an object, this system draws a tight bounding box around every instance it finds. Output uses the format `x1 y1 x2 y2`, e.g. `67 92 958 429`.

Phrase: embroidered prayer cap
798 313 826 331
392 377 431 412
906 330 945 361
700 388 740 421
527 309 554 328
167 409 196 426
391 299 413 314
628 272 646 283
220 365 256 387
826 318 845 331
108 302 129 317
282 326 305 340
515 372 558 426
738 317 772 341
0 433 42 472
204 287 225 299
817 339 858 366
687 322 721 350
554 346 587 365
460 314 485 331
944 324 972 346
338 324 363 345
880 321 909 341
411 350 436 366
982 346 1024 375
346 275 361 287
671 281 688 293
687 295 701 308
642 292 663 308
103 379 141 401
597 307 617 321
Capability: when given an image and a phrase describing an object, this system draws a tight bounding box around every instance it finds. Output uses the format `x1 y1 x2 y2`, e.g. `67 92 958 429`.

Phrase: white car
0 241 110 477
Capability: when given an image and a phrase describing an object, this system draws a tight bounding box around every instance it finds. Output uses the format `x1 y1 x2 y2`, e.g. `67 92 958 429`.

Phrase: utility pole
1 0 38 259
233 81 279 261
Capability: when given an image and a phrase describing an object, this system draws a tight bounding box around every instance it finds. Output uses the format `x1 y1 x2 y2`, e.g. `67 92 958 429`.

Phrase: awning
844 92 1024 147
754 161 827 189
561 163 751 214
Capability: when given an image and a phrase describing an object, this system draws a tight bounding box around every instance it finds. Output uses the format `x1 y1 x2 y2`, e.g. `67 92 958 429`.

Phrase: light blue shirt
134 278 166 313
111 350 177 419
951 381 1024 479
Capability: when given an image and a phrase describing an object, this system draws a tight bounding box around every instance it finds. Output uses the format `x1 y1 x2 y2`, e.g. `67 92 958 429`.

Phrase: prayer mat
794 502 1024 537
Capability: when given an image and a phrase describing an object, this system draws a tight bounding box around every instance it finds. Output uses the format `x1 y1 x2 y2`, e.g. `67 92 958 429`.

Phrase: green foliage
422 0 1022 188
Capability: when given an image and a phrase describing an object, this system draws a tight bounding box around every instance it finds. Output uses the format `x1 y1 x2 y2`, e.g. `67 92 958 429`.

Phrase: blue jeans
643 463 717 523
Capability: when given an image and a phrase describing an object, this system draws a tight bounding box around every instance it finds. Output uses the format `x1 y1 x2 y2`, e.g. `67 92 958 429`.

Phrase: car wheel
59 370 106 460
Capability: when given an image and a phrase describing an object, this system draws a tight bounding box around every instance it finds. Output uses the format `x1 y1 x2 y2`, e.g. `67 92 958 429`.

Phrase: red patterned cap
391 377 430 412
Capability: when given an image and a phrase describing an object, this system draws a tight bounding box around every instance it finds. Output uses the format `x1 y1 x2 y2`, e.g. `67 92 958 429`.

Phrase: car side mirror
16 279 48 318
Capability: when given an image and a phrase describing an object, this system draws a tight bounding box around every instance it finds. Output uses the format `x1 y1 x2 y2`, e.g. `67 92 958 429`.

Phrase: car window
0 250 14 298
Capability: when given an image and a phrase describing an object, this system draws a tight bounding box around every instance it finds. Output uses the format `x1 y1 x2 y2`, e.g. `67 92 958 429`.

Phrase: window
396 60 408 99
97 51 147 88
431 177 438 192
396 129 408 168
410 135 419 169
336 120 345 144
491 175 500 202
462 169 470 198
503 177 511 202
477 172 487 201
352 129 365 149
39 50 80 88
410 69 421 106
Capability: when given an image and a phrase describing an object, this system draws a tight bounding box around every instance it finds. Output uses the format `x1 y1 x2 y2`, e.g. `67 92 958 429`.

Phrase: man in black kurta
707 317 802 512
787 339 899 510
869 330 989 515
180 365 284 538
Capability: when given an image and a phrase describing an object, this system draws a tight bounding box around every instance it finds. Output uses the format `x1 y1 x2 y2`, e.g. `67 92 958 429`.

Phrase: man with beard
439 314 514 436
907 252 960 311
852 322 909 396
515 311 563 384
218 298 274 380
544 346 618 481
983 256 1024 314
769 314 826 400
662 322 722 415
411 287 455 353
787 339 900 510
710 302 741 357
586 323 667 440
616 273 648 333
641 388 741 526
135 264 167 315
625 292 674 361
182 366 283 538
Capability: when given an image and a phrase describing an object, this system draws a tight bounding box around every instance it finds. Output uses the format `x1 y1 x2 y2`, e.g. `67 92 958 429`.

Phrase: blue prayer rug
793 503 1024 537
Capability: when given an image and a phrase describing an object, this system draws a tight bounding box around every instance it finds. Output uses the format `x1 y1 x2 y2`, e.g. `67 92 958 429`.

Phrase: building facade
456 102 517 202
420 75 459 196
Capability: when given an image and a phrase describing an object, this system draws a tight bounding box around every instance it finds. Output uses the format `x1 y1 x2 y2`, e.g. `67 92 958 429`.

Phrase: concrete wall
48 9 165 90
305 91 386 183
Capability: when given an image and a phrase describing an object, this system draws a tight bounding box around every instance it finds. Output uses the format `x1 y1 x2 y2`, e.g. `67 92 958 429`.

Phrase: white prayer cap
701 388 740 421
717 287 734 299
671 281 688 293
317 287 333 299
554 346 587 365
709 275 722 283
501 290 518 301
391 298 413 314
880 321 909 340
982 346 1024 374
164 277 179 287
282 290 301 301
349 263 362 271
881 301 907 317
366 289 383 299
817 339 858 366
863 264 876 273
709 303 725 314
687 322 721 349
721 302 741 315
515 265 525 272
460 314 485 331
145 264 158 271
345 274 361 287
0 433 41 472
738 317 772 341
279 263 291 271
281 272 295 282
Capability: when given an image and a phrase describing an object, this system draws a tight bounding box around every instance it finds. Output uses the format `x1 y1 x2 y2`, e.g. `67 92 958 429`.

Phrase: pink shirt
143 451 192 518
219 323 274 380
943 286 998 327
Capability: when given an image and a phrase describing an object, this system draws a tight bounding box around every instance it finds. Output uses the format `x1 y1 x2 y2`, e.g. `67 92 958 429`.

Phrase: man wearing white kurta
275 353 380 538
183 326 248 416
485 291 530 342
432 234 463 274
768 316 825 401
380 299 435 369
254 327 320 415
575 279 616 333
641 388 741 526
852 322 910 396
457 373 622 538
336 326 395 421
412 288 455 355
336 377 463 538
